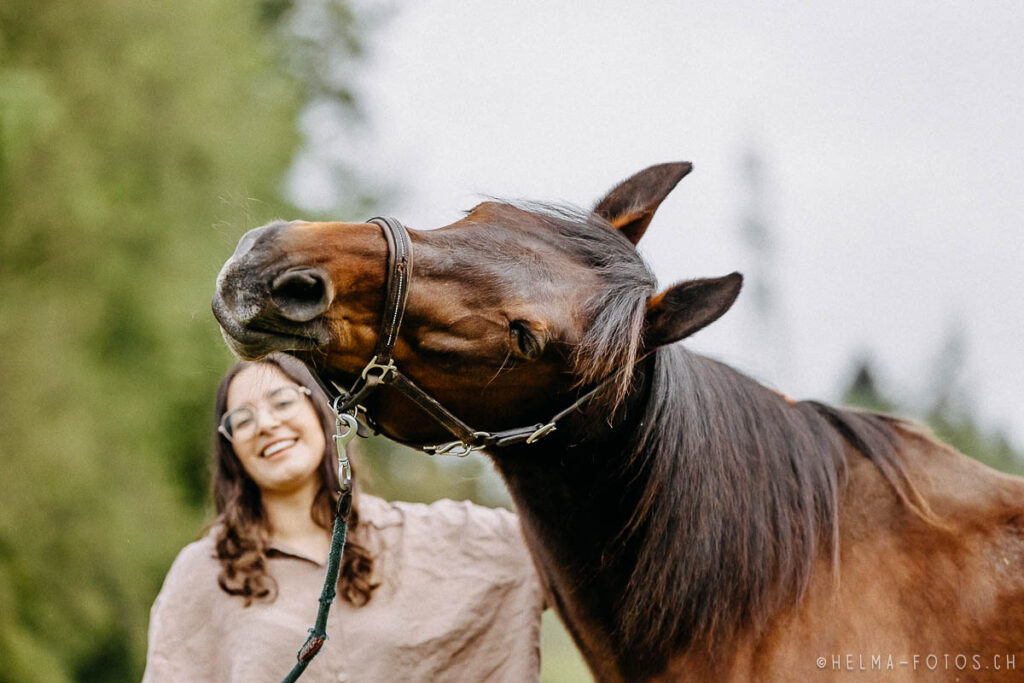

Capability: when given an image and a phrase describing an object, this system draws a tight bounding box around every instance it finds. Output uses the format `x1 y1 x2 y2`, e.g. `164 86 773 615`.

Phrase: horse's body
503 348 1024 681
212 163 1024 681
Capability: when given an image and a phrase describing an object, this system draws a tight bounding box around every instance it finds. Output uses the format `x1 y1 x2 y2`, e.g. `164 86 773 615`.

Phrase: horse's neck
490 354 663 677
491 346 848 679
496 349 655 534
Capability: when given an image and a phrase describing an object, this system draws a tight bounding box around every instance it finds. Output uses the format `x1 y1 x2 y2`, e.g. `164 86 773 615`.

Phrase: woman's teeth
262 439 297 457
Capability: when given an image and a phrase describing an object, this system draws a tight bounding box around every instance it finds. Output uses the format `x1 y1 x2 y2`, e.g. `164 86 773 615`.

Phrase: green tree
840 359 897 415
841 355 1023 477
918 328 1024 476
0 1 367 679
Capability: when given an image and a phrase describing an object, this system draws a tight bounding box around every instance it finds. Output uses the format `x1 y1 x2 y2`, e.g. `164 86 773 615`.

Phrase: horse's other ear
593 162 693 244
642 272 742 350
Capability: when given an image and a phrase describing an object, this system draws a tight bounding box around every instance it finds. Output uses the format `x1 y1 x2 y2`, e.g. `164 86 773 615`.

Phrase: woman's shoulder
170 529 219 570
361 493 518 536
403 497 519 536
342 497 545 680
155 529 222 600
361 494 529 571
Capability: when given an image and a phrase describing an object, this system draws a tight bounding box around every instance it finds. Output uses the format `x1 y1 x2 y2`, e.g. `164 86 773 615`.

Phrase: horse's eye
510 320 543 361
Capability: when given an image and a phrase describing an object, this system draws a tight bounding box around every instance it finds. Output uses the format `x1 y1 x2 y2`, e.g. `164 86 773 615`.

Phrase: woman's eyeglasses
218 385 312 443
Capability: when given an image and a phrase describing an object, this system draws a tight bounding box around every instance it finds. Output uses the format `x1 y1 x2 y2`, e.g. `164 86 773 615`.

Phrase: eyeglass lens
221 386 307 442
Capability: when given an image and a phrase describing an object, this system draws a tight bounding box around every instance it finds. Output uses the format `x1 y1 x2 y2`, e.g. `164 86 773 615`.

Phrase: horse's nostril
270 267 332 322
273 269 321 296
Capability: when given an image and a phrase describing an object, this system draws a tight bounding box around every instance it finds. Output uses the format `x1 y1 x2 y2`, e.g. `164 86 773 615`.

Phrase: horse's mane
508 201 934 667
614 349 938 663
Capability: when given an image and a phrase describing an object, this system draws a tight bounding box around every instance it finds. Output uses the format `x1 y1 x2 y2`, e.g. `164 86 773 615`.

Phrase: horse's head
212 163 742 443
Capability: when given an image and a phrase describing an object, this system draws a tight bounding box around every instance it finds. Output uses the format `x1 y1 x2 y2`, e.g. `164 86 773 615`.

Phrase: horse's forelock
493 201 657 406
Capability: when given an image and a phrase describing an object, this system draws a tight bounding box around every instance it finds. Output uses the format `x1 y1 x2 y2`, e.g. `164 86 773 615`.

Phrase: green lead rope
280 413 359 683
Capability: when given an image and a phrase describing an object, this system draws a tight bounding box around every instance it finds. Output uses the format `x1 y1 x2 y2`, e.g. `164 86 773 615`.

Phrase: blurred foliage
0 0 370 679
540 611 593 683
354 437 513 509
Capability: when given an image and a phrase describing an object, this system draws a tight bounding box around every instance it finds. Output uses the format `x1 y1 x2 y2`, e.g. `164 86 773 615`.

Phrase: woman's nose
256 405 283 432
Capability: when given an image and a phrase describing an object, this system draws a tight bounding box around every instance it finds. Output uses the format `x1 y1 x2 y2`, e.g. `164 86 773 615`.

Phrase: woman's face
225 364 326 496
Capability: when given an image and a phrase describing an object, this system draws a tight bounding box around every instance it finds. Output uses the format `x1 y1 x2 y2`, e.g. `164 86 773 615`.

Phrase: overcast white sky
294 1 1024 448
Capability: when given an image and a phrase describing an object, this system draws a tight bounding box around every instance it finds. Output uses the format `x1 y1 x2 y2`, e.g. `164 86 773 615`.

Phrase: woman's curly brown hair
210 353 377 607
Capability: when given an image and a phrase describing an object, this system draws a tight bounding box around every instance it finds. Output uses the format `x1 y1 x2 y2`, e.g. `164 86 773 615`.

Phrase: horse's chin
212 297 328 360
217 326 327 360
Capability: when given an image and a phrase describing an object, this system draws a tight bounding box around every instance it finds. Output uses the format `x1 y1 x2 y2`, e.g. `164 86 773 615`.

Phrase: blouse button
336 672 349 682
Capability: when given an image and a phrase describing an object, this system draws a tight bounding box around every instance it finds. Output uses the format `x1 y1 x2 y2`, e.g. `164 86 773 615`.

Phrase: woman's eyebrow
228 384 299 410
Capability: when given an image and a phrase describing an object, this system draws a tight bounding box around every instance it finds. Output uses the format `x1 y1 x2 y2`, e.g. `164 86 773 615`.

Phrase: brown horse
212 163 1024 681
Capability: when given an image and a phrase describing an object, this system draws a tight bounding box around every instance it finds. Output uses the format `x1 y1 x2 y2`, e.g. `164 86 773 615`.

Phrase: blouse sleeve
465 500 548 612
355 498 546 682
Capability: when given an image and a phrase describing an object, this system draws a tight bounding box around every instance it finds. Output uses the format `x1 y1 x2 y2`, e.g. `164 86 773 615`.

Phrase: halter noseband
308 216 614 456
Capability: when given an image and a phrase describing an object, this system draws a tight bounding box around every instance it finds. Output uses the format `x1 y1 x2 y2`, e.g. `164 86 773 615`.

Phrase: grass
541 611 593 682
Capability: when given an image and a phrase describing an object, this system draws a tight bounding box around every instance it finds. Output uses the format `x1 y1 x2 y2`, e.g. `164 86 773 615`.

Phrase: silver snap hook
333 413 358 489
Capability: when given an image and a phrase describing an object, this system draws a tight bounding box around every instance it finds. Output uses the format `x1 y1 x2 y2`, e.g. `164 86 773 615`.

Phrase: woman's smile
261 437 299 458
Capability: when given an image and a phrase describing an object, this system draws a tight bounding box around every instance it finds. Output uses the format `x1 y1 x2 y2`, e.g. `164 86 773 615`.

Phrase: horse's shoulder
837 420 1024 555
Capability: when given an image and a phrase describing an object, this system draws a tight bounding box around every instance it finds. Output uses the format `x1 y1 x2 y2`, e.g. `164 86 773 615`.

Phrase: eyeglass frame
217 385 314 443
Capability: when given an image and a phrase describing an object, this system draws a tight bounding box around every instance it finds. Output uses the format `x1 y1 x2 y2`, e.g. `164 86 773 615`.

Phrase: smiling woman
143 354 545 682
220 372 326 501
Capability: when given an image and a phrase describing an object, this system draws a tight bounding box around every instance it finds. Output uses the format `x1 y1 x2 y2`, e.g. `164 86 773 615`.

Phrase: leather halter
308 216 615 456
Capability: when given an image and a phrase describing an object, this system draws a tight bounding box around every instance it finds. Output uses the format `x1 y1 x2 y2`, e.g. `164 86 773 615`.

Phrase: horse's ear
642 273 742 349
594 162 693 244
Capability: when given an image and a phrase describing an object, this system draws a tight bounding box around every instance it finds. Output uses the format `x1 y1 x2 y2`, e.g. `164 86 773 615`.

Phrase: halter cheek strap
309 216 617 457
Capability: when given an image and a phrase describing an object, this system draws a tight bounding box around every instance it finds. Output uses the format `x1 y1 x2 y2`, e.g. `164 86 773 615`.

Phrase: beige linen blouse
144 495 545 682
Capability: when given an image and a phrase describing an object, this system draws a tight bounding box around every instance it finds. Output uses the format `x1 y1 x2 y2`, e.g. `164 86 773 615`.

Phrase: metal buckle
360 355 397 381
525 422 556 444
424 432 490 457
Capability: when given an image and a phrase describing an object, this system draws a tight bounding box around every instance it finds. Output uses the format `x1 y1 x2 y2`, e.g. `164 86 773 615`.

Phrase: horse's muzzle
212 222 333 358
